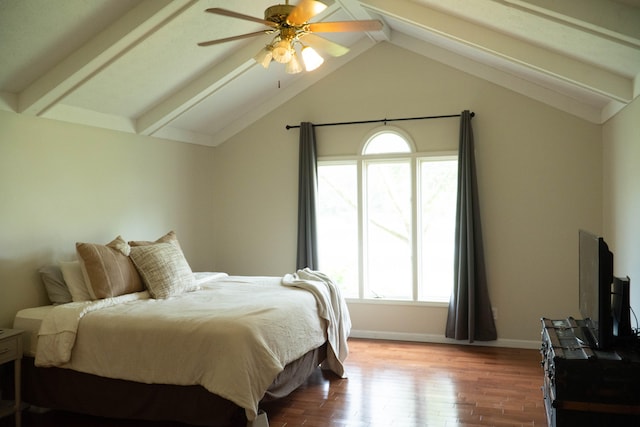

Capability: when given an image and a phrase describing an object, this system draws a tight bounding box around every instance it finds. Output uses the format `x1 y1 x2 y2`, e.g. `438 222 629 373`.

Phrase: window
317 128 457 302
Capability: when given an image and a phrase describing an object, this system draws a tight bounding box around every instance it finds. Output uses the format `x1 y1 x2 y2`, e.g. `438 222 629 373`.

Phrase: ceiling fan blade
198 31 267 47
205 8 278 28
308 20 383 33
300 33 349 57
287 0 327 26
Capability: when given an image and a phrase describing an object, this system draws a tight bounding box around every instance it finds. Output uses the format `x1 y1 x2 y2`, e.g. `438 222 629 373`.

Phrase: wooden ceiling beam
363 0 636 104
135 39 264 137
18 0 198 116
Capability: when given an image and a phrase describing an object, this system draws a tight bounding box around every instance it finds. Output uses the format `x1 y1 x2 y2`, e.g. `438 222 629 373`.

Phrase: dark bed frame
21 344 327 427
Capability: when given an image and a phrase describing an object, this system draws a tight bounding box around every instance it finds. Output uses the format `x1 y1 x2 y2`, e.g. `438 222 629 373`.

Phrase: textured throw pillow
39 265 73 305
76 236 144 299
60 260 92 302
130 242 194 299
129 230 182 250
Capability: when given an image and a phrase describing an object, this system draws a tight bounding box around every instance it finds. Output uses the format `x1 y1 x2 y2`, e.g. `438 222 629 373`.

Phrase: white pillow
59 260 92 302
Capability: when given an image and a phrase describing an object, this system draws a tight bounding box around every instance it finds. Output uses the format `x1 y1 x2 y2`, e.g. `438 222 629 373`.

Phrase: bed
12 232 350 427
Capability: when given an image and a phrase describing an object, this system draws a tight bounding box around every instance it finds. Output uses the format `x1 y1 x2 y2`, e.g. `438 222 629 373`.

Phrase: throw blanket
36 291 149 366
35 273 335 421
282 268 351 378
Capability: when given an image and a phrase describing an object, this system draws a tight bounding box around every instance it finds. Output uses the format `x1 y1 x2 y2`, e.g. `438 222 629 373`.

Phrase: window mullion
357 159 364 299
412 156 419 301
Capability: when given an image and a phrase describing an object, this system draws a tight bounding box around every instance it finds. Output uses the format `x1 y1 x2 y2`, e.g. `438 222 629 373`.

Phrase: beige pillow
76 236 144 299
129 230 182 250
130 242 194 299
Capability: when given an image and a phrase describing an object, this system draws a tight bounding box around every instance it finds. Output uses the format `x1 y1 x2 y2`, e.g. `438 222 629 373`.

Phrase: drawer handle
0 348 9 355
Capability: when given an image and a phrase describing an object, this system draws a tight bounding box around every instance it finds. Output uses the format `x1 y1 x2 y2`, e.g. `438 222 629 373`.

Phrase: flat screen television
578 230 613 349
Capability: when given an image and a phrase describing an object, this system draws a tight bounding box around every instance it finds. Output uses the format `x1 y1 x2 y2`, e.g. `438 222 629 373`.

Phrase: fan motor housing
265 5 295 24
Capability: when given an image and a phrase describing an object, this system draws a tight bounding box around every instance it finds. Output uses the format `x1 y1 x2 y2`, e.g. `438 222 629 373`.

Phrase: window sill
345 298 449 308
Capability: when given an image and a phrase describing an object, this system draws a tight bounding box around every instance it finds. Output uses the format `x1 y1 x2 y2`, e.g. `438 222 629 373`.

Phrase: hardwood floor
263 339 546 427
2 338 547 427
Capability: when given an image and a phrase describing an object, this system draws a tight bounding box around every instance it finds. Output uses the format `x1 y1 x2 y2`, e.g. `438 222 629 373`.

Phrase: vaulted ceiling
1 0 638 147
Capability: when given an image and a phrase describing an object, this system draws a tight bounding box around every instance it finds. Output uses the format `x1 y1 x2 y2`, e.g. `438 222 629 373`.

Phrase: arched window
317 127 458 303
363 129 412 154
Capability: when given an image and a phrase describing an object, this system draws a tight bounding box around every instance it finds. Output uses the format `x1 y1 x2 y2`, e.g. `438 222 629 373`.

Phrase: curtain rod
285 112 474 130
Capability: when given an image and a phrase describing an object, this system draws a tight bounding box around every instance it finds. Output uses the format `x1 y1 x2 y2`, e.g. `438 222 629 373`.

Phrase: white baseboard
349 329 540 349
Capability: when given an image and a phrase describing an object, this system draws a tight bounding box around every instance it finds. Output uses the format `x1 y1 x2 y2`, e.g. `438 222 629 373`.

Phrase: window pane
419 159 458 301
363 132 411 154
317 163 359 298
365 161 412 299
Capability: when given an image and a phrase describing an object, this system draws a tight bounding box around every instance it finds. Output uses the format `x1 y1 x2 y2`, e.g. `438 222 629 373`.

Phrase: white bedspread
35 272 348 421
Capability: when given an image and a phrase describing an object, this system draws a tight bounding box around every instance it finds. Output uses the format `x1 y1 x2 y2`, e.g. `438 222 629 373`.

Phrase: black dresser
540 318 640 426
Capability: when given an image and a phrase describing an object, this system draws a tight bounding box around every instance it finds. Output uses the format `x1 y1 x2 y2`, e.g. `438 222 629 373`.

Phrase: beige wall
214 43 602 345
0 111 217 328
603 96 640 313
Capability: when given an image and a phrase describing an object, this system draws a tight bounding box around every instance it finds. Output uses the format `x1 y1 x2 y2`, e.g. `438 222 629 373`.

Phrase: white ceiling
1 0 638 147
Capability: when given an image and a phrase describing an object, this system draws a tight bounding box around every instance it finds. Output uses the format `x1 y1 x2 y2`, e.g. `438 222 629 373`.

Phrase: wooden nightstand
0 329 23 427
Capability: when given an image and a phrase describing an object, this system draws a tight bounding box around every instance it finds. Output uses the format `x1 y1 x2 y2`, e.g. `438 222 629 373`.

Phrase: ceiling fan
198 0 383 74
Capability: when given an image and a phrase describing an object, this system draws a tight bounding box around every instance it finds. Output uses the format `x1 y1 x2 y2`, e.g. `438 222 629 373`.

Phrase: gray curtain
446 111 497 342
296 122 318 270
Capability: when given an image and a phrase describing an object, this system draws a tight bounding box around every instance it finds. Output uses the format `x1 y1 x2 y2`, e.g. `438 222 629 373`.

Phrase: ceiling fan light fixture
301 45 324 71
200 3 365 74
311 2 328 16
254 46 273 68
285 52 303 74
272 39 293 63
